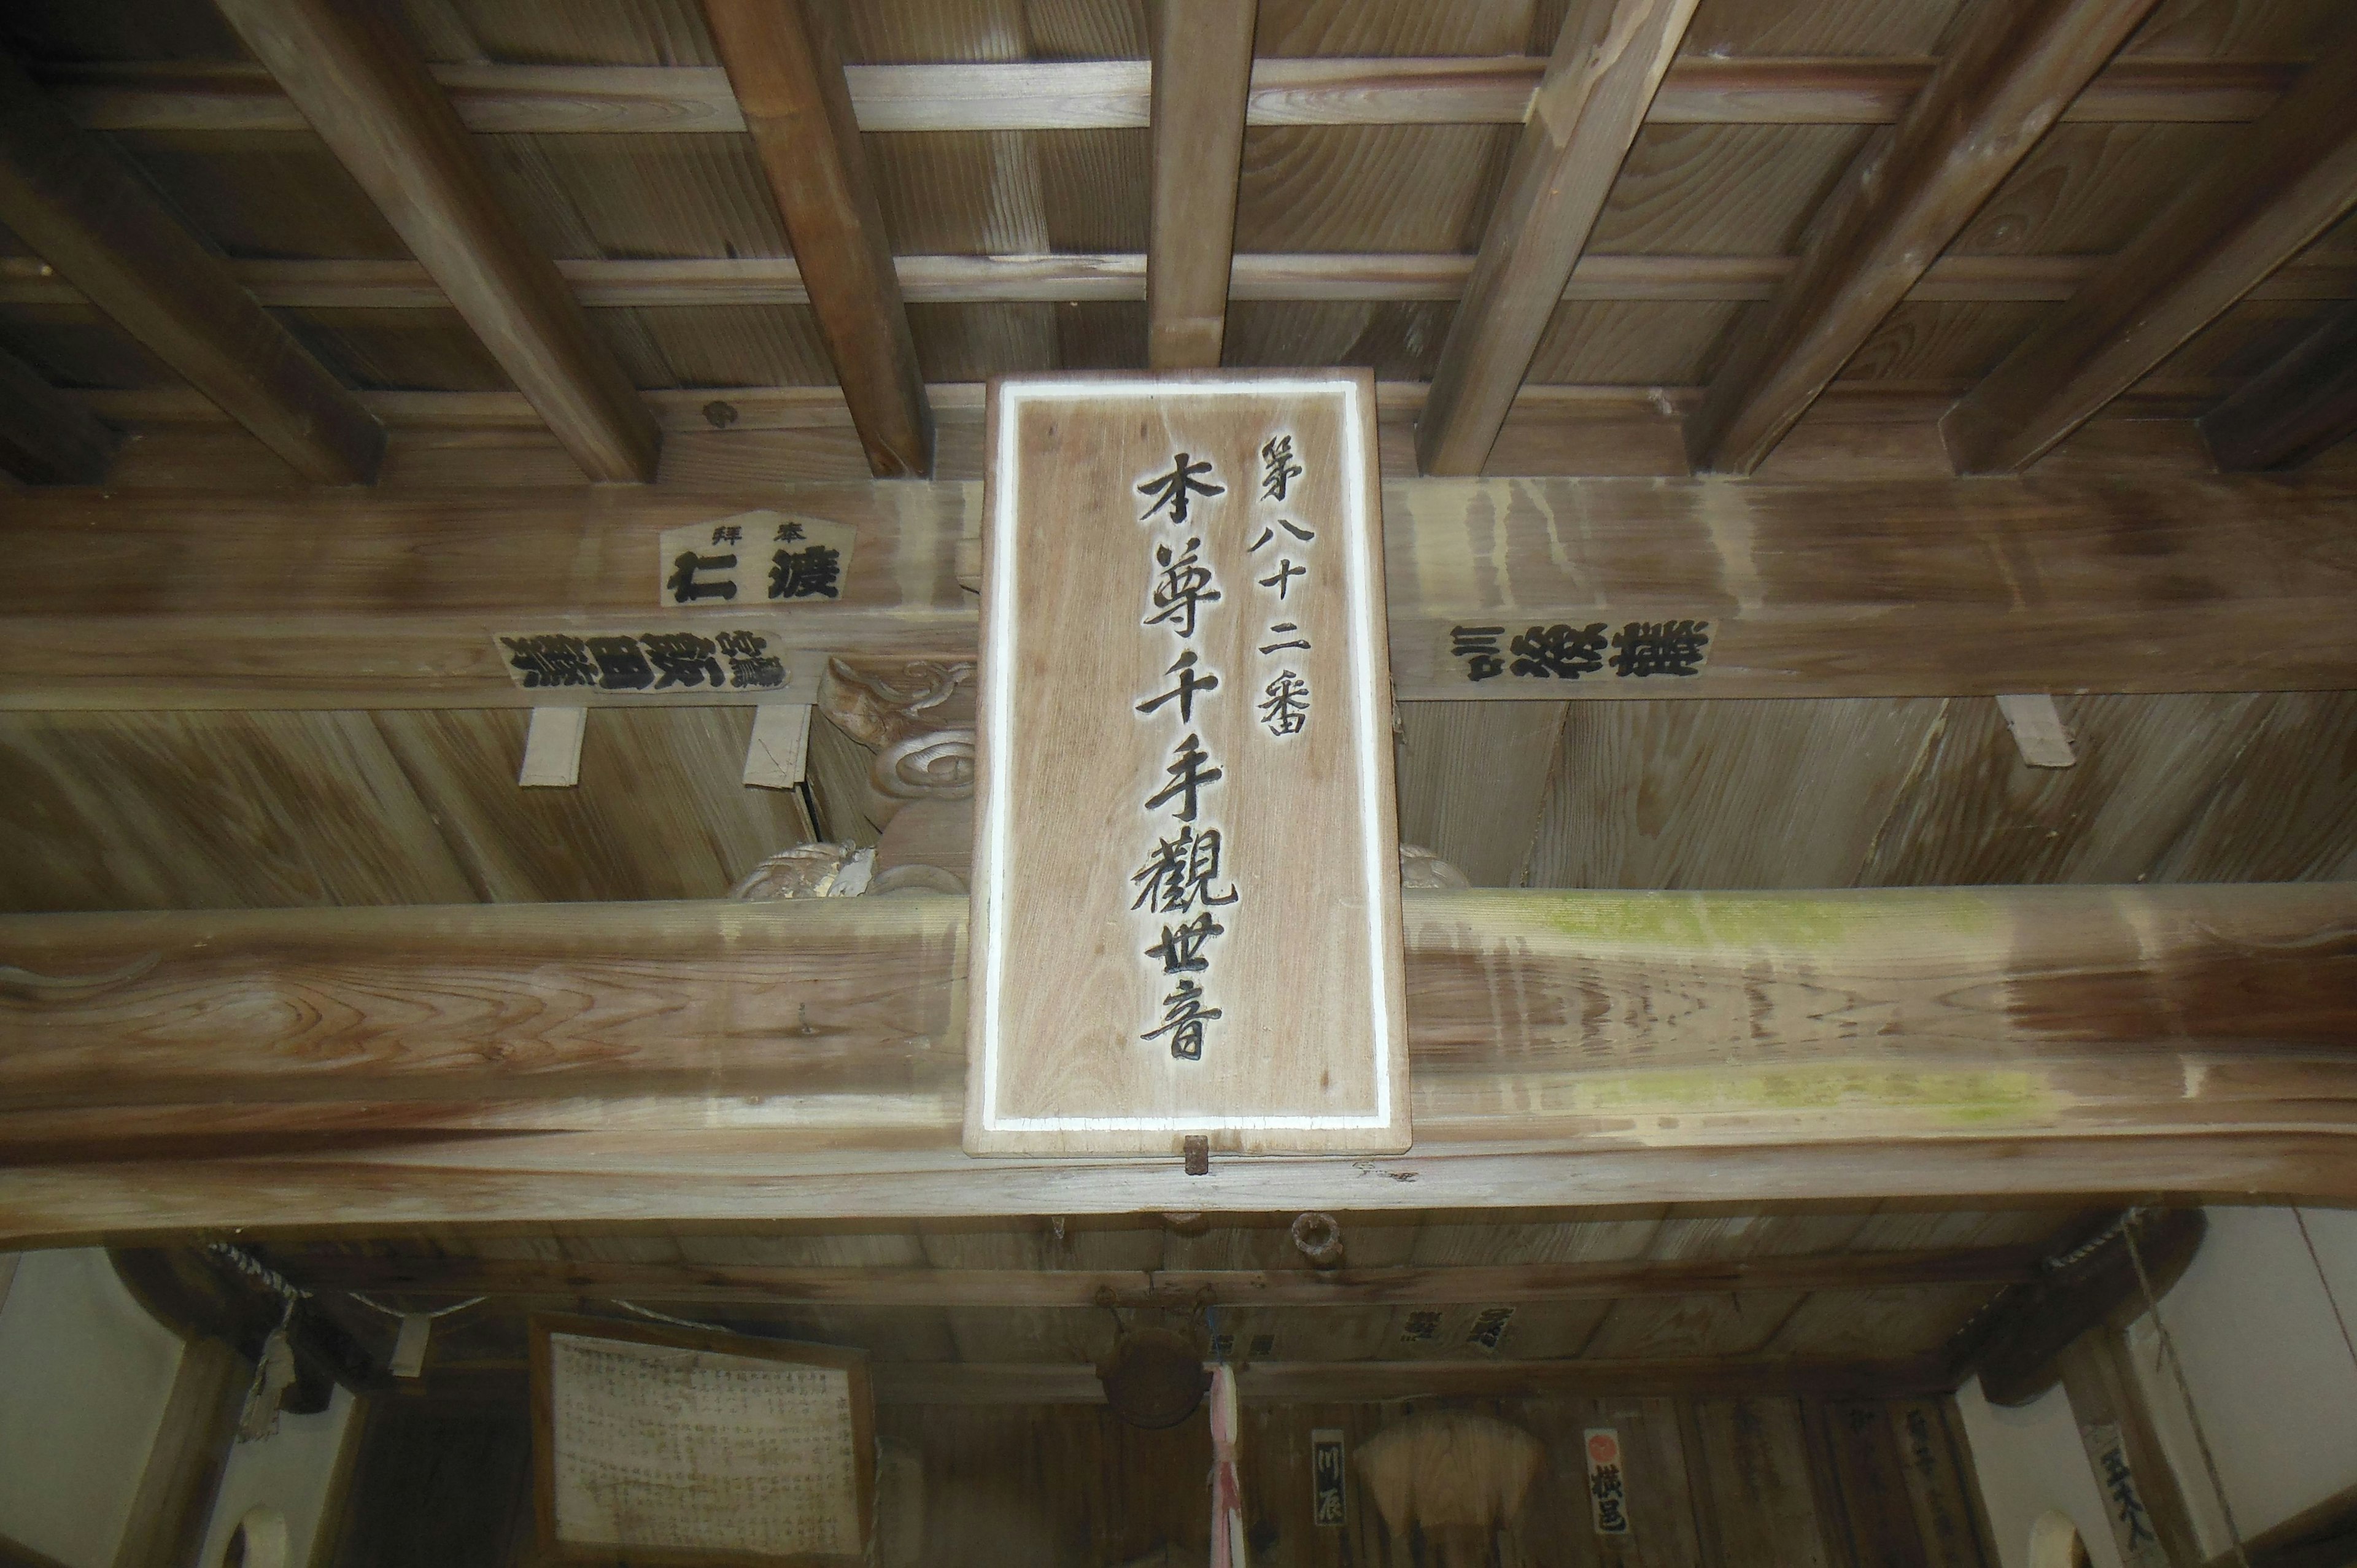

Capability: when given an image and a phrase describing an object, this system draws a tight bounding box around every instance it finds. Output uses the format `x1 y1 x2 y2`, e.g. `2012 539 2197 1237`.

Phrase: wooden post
703 0 934 477
0 55 382 485
1415 0 1701 475
1943 17 2357 473
211 0 660 483
1145 0 1258 368
1686 0 2163 474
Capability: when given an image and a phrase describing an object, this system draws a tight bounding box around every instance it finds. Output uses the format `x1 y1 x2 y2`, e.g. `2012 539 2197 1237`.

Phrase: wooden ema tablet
966 369 1409 1157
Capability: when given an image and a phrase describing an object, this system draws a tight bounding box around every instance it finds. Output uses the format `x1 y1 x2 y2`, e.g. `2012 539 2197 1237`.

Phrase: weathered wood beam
2200 300 2357 471
8 250 2346 311
211 0 659 483
0 342 117 485
1145 0 1256 366
1944 21 2357 473
6 472 2357 708
1417 0 1701 476
37 57 2304 136
2 885 2354 1242
0 54 381 485
701 0 931 477
2056 1327 2206 1568
1687 0 2163 474
1948 1209 2204 1404
269 1246 2046 1309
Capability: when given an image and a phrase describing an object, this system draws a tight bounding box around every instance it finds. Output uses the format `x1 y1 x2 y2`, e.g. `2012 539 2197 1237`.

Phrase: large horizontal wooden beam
5 251 2347 310
5 472 2357 707
271 1246 2045 1310
37 57 2299 135
2 884 2353 1243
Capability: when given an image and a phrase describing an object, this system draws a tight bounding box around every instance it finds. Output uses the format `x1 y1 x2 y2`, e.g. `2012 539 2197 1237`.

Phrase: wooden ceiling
1 0 2355 1375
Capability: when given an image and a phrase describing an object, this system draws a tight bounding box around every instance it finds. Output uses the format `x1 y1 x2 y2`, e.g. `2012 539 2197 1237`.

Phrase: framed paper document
530 1315 874 1567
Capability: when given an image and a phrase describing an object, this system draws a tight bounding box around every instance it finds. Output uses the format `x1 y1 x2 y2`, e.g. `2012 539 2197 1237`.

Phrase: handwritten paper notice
538 1324 869 1563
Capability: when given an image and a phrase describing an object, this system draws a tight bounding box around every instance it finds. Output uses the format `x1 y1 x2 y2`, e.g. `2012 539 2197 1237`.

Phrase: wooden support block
743 702 812 789
1997 694 2076 768
518 707 586 787
0 341 117 485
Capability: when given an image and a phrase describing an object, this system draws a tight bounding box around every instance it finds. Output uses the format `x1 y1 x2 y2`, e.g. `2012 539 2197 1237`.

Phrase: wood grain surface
10 469 2356 706
3 882 2355 1239
212 0 659 483
969 372 1406 1154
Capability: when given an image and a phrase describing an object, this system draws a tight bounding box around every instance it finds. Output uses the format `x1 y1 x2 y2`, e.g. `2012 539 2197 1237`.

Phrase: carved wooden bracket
819 657 976 828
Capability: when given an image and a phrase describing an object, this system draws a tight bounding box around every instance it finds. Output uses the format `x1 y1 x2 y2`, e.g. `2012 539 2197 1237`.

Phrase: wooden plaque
966 369 1409 1156
529 1314 874 1567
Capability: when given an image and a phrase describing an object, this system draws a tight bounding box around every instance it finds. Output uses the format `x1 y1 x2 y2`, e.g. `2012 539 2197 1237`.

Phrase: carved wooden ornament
965 370 1409 1157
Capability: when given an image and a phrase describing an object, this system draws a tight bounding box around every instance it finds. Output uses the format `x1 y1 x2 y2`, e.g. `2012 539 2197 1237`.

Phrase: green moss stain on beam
1524 890 2006 950
1565 1067 2055 1129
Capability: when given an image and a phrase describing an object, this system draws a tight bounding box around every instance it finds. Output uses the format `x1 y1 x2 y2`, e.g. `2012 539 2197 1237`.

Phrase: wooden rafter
1687 0 2163 474
1416 0 1702 476
6 473 2357 708
37 56 2306 136
3 883 2354 1242
0 342 117 485
1145 0 1256 367
211 0 659 483
702 0 931 478
0 54 382 485
1944 19 2357 473
2200 300 2357 471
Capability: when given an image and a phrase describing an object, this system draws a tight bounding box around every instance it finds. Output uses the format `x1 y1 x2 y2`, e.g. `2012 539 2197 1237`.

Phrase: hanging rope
344 1291 486 1323
2121 1208 2251 1568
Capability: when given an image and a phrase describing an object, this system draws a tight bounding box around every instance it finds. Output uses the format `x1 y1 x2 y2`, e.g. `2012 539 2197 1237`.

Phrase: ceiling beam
1145 0 1256 367
9 250 2347 311
266 1246 2046 1310
1417 0 1702 475
37 56 2304 136
0 342 117 485
2200 300 2357 471
1687 0 2163 474
700 0 931 478
1943 20 2357 473
0 54 381 485
2 882 2354 1242
211 0 659 483
6 471 2357 707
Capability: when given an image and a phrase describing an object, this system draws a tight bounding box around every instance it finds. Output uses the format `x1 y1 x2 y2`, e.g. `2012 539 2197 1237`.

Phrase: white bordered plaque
965 370 1409 1156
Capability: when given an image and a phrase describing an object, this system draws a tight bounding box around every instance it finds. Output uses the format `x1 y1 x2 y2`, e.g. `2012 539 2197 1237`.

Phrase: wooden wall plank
2148 691 2357 881
703 0 932 476
1943 19 2357 471
1580 1214 1874 1362
1417 0 1703 475
0 56 382 484
211 0 659 482
1395 701 1567 885
7 885 2357 1235
1686 0 2165 473
371 707 812 901
1693 1398 1838 1568
0 712 478 912
1523 699 1951 889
